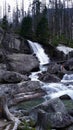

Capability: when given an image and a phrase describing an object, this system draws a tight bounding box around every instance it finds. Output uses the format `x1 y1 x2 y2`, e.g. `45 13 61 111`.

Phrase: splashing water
28 40 50 66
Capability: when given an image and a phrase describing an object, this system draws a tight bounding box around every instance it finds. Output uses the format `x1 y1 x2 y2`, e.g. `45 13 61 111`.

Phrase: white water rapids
28 40 50 65
28 40 73 99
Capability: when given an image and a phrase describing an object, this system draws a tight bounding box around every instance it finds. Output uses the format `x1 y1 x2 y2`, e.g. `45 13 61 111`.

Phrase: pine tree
36 7 49 44
1 15 8 31
20 15 33 39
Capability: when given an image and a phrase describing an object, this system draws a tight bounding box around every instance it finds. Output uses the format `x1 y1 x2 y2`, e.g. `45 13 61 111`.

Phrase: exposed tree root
0 96 20 130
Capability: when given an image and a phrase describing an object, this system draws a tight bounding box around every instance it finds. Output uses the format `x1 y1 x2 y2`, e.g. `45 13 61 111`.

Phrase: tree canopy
1 15 8 31
20 16 33 39
36 8 49 44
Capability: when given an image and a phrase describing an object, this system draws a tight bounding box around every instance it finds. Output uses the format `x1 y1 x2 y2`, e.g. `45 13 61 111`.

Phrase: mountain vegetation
1 15 8 31
0 0 73 47
0 1 73 130
36 7 49 44
20 15 33 39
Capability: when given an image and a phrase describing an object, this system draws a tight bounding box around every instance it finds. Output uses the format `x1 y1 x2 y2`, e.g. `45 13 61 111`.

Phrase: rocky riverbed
0 28 73 130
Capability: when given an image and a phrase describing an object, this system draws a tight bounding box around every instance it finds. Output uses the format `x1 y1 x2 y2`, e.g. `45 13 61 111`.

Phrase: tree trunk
9 92 45 106
0 96 20 130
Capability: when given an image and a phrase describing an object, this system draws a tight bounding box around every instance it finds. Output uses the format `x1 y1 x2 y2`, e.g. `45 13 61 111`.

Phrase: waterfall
28 40 50 65
28 40 73 99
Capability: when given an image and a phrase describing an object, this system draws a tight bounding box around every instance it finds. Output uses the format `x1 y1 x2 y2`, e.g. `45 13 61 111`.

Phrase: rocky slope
0 28 73 130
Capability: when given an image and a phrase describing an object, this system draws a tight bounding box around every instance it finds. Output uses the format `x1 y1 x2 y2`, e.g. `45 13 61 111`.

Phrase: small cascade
28 40 50 66
28 40 73 99
43 82 73 99
61 74 73 83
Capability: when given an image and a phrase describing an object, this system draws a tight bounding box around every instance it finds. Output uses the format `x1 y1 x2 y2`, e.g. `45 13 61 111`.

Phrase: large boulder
6 53 39 74
0 69 29 83
1 33 32 54
30 98 73 129
0 80 45 106
47 62 66 79
0 81 41 96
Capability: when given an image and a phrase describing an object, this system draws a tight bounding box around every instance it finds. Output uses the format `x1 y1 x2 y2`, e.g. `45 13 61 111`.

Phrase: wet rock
39 62 66 82
20 39 32 54
60 94 71 100
0 69 29 83
67 51 73 59
64 58 73 71
42 43 66 61
39 72 60 83
47 62 66 79
7 53 39 74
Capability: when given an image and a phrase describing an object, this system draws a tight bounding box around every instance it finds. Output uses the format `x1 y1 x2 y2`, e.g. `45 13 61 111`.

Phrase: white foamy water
43 82 73 99
29 71 41 81
28 40 50 65
61 74 73 83
57 44 73 54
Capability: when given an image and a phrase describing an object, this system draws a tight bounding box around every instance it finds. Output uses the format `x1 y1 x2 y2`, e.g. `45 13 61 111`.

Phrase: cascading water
28 40 50 66
28 40 73 99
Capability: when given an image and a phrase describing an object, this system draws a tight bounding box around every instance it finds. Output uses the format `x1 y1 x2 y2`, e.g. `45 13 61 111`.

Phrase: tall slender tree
20 15 33 39
36 7 49 44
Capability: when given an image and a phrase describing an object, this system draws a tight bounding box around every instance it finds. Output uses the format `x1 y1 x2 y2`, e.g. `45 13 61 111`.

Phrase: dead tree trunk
9 92 45 106
0 96 20 130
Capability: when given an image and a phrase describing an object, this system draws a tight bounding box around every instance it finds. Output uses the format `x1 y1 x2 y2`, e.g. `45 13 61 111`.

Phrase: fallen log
9 92 45 106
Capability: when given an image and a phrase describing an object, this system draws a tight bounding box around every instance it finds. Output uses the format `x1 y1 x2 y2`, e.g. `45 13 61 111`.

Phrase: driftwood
0 96 20 130
9 91 45 106
0 90 45 129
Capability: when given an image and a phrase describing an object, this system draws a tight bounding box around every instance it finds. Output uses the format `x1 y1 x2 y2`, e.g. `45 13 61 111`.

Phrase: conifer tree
20 15 33 39
2 15 8 31
36 7 49 44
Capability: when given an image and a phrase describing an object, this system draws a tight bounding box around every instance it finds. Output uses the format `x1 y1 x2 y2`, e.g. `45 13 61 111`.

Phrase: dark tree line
19 0 73 47
1 0 73 47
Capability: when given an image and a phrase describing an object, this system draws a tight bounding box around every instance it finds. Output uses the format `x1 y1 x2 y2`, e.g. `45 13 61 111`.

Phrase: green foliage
18 119 51 130
20 15 33 39
51 34 73 48
36 8 49 44
18 120 36 130
1 15 8 31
